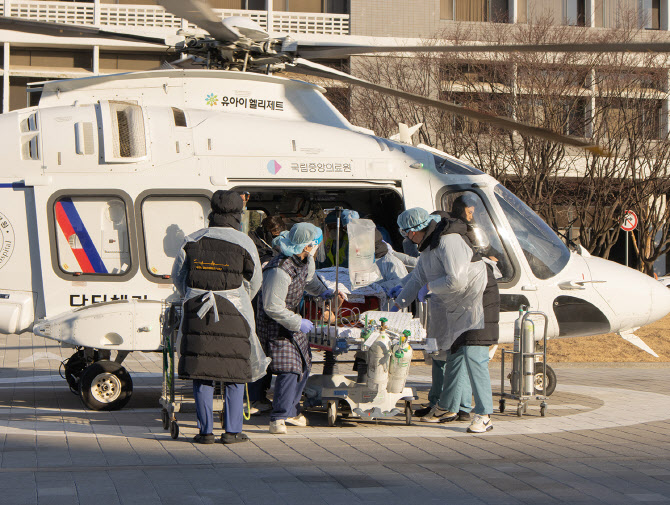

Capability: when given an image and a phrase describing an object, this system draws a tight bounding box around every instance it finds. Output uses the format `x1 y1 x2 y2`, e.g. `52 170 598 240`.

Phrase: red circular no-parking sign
621 210 638 232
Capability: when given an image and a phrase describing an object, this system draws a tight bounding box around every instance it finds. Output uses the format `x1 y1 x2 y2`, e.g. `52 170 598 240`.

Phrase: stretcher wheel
540 403 547 417
498 399 506 413
161 409 169 430
327 401 337 427
170 420 179 439
516 404 523 417
405 401 412 426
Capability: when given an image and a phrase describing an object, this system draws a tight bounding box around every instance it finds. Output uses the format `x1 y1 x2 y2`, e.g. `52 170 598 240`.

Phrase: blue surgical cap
397 208 441 234
342 209 360 226
276 223 323 256
325 209 359 227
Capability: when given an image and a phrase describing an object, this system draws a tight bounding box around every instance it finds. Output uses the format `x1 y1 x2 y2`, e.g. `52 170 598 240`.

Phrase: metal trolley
499 310 549 417
159 301 226 439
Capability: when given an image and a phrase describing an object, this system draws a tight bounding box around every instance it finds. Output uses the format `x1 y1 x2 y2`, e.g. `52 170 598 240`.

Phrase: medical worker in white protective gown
389 207 495 433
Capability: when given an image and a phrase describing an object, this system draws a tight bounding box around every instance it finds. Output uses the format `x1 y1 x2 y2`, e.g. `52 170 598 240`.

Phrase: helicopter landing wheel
327 401 338 427
79 361 133 411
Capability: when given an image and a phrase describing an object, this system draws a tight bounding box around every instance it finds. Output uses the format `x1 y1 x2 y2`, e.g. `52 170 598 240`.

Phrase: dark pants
193 379 245 434
248 373 272 402
270 371 310 421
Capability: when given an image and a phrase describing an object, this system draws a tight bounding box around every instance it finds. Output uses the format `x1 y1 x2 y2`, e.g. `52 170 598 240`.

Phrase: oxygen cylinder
387 330 413 393
512 307 533 395
366 319 391 392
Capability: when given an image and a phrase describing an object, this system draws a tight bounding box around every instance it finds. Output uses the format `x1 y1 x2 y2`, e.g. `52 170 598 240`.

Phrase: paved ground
2 332 670 504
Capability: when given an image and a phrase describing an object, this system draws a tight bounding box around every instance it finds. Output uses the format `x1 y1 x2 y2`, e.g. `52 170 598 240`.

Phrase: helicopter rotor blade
295 41 670 59
157 0 240 43
290 58 608 155
0 16 166 44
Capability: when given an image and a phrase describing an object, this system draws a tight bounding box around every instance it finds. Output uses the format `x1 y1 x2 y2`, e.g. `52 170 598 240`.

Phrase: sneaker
192 433 215 444
414 405 433 418
221 432 250 444
285 414 308 427
457 411 471 422
249 400 272 416
269 420 287 434
467 414 493 433
420 406 458 423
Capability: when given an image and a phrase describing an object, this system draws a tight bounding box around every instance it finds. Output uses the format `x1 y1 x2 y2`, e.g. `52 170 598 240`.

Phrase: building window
642 0 661 29
440 0 454 19
327 0 349 14
566 0 586 26
448 0 509 22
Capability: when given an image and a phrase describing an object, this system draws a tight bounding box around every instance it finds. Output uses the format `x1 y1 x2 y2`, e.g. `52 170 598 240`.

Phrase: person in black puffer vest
172 190 264 445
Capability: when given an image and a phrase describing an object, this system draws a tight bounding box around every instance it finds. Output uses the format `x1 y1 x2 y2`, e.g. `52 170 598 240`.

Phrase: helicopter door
136 193 211 281
439 188 540 341
34 189 137 318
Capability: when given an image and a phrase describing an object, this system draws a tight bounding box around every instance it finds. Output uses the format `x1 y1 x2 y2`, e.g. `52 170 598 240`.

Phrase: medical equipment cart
498 310 550 417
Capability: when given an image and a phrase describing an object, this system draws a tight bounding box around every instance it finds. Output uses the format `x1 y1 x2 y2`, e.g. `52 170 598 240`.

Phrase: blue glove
390 305 400 313
418 284 429 303
299 319 314 333
322 289 334 299
388 285 403 298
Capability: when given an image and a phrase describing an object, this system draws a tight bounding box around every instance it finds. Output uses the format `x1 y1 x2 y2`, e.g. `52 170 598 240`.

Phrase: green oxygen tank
366 318 391 392
387 330 413 393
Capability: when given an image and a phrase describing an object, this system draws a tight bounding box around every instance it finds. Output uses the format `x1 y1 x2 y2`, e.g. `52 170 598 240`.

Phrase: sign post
621 210 638 267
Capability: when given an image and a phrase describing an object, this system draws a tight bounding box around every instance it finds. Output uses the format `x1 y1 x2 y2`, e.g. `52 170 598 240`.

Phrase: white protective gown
395 234 487 351
374 244 416 293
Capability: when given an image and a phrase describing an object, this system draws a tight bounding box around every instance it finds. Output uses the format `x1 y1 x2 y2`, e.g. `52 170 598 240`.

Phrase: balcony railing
0 1 349 36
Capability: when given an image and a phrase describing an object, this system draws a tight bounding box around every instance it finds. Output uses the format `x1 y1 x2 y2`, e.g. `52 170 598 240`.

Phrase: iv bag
347 218 376 288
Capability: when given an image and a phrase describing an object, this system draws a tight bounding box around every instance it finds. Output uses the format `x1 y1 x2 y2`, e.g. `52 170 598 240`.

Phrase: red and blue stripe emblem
54 198 108 274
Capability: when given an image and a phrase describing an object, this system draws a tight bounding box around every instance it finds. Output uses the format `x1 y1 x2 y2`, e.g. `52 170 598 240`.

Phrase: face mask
308 246 318 257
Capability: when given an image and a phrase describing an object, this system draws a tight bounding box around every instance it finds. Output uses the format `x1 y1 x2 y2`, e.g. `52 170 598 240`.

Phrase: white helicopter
1 0 669 410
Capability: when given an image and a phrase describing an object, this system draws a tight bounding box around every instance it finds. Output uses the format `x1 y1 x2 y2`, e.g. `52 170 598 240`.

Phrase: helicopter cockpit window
141 196 210 278
494 184 570 280
433 155 484 175
441 190 514 282
54 196 130 276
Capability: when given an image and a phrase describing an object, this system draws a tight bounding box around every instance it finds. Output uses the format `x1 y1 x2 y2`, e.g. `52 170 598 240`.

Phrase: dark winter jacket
172 226 262 383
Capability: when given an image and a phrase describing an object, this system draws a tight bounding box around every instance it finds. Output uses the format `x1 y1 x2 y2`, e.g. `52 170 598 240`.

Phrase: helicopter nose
648 274 670 324
584 256 670 331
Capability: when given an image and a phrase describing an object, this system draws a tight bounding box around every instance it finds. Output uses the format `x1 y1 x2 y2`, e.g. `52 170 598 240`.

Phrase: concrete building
3 1 670 112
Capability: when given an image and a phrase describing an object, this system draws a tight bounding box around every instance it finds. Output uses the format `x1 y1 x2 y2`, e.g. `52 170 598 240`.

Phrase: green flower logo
205 93 218 106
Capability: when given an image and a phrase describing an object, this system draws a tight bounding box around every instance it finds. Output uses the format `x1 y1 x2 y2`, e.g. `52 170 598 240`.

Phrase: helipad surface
1 331 670 504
